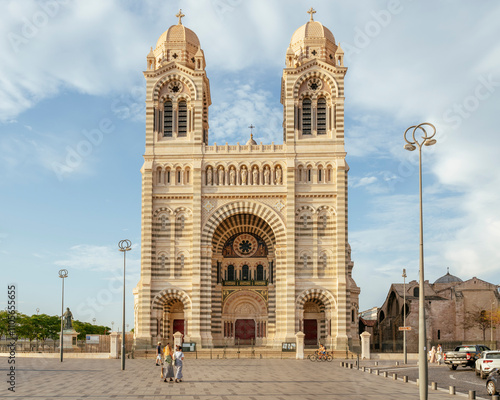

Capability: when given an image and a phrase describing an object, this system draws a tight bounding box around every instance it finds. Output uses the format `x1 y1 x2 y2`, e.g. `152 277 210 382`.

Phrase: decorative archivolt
202 201 286 248
296 288 337 310
317 205 336 216
152 74 197 103
296 161 335 168
297 89 333 103
155 162 193 169
154 207 174 217
295 205 315 216
151 288 192 311
174 207 193 217
293 70 339 98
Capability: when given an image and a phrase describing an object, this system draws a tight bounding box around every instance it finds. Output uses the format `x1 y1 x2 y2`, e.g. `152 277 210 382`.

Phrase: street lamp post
492 302 495 343
118 239 132 371
403 268 407 364
92 318 96 325
404 122 437 400
112 321 114 332
58 269 68 362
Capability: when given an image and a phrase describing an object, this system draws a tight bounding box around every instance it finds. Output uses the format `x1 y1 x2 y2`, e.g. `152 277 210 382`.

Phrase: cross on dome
248 124 255 134
307 7 316 21
176 9 185 25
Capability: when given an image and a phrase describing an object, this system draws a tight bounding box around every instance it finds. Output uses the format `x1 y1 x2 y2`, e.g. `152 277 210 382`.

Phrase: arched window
256 265 264 281
318 166 323 182
379 310 385 323
317 98 327 134
164 100 173 137
413 287 419 297
227 265 235 281
178 100 187 137
302 98 312 135
242 265 249 281
351 309 355 323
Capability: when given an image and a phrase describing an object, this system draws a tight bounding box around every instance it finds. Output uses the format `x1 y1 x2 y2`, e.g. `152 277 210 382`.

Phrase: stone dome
246 134 257 146
156 23 200 50
434 272 463 284
286 9 338 67
290 20 335 48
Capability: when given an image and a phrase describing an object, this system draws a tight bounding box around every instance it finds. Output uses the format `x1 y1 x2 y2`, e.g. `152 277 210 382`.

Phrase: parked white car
475 351 500 379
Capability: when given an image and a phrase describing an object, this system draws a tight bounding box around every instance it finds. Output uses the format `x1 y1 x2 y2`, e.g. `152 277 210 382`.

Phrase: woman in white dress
173 345 185 383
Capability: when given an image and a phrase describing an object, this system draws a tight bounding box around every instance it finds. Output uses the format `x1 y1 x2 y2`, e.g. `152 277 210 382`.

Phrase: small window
178 100 187 137
242 265 249 281
317 98 327 134
177 171 181 184
351 309 355 323
413 287 419 297
227 265 235 281
256 265 264 281
302 99 312 135
437 329 441 340
164 101 173 137
186 170 190 183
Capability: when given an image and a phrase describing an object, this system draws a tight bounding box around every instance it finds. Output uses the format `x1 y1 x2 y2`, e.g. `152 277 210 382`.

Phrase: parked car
486 368 499 396
444 345 490 370
476 351 500 379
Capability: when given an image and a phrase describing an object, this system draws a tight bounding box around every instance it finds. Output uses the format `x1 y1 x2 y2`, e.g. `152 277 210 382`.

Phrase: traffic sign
399 326 411 331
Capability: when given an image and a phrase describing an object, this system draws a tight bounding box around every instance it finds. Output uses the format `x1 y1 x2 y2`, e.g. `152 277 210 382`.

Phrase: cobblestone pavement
0 357 482 400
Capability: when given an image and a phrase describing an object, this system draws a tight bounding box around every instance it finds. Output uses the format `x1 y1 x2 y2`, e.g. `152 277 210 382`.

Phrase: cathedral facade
134 9 360 350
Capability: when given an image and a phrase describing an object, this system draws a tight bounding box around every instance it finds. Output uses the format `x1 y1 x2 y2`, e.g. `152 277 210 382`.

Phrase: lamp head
404 144 416 151
424 138 437 146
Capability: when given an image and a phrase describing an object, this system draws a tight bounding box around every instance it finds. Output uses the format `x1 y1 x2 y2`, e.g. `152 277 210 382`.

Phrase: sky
1 0 499 331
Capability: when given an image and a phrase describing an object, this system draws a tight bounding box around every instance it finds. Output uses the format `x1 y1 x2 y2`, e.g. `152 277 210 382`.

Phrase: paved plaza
0 356 483 400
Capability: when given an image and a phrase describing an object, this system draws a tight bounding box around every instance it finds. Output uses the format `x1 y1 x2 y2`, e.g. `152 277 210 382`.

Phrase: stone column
295 331 305 360
360 331 371 360
110 332 120 359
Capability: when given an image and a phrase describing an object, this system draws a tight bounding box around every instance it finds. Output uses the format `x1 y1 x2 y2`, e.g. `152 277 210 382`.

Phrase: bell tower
281 7 346 147
143 9 211 151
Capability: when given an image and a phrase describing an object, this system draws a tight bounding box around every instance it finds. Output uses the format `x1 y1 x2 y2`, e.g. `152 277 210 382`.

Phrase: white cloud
55 244 140 273
209 81 283 144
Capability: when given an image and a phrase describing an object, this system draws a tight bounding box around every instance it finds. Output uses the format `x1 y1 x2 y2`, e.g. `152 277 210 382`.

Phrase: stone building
133 9 360 350
375 271 500 352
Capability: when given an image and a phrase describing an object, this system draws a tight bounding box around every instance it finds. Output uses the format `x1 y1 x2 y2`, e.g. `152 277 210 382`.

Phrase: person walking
173 345 185 383
155 342 162 366
429 346 437 363
162 343 175 382
436 344 443 365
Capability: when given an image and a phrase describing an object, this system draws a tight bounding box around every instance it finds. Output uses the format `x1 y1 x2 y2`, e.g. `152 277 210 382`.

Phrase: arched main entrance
209 211 278 346
151 289 192 342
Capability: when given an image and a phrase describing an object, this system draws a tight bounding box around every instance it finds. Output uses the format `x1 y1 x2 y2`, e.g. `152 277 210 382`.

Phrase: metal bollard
375 361 378 366
449 386 455 395
416 378 419 385
340 361 344 367
469 390 475 399
396 361 399 366
368 368 372 374
383 371 388 378
431 382 437 390
376 369 380 376
393 373 397 380
349 363 353 369
403 375 408 383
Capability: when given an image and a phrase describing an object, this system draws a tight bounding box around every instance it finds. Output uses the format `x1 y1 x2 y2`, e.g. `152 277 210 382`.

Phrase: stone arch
295 205 316 216
293 70 339 98
153 207 174 217
152 74 197 102
201 201 286 248
316 205 336 215
222 290 268 315
296 288 337 310
151 288 192 312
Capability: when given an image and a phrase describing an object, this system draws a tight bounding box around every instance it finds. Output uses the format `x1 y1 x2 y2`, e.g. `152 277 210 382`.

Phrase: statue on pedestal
63 307 73 330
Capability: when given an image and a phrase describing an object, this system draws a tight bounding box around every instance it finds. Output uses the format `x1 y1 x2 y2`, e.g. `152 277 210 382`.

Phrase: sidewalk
0 356 484 400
